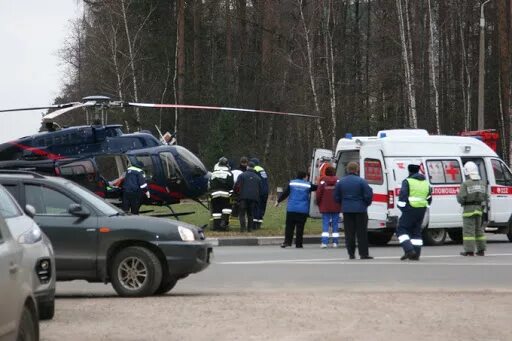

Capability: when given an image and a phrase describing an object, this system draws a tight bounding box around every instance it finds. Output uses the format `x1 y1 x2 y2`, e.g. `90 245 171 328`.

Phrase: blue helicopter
0 96 319 216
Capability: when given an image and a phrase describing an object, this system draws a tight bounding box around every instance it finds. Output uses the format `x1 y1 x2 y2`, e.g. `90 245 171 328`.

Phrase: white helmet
463 161 481 180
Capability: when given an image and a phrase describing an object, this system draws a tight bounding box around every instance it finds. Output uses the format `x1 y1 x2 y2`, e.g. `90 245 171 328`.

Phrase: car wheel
17 305 38 341
38 299 55 320
154 275 178 295
111 246 163 297
422 228 447 246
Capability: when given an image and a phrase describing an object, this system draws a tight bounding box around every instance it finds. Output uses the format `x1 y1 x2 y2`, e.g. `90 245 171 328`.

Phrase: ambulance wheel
422 228 446 246
367 232 393 246
448 230 463 244
507 221 512 242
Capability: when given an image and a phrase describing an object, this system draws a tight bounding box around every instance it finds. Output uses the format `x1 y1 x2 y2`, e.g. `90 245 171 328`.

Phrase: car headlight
18 226 42 244
178 226 195 241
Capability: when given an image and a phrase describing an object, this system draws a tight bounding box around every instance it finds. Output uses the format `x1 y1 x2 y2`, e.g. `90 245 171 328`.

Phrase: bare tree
396 0 417 128
322 0 338 149
427 0 440 133
298 0 325 146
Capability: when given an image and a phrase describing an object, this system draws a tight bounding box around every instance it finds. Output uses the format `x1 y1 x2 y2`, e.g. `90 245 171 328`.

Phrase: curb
206 235 346 247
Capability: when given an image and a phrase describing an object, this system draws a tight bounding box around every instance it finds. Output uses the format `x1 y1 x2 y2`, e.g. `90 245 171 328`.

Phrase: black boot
400 250 417 261
460 252 474 256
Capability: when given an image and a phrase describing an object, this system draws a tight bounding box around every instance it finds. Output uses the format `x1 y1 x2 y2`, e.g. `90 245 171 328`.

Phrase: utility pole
478 0 492 130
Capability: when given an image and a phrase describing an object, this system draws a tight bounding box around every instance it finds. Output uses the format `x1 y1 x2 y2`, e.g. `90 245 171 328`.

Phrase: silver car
0 214 39 340
0 185 56 320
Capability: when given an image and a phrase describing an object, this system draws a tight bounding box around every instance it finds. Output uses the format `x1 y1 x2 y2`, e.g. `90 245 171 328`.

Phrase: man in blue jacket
396 162 432 260
276 171 317 248
334 162 373 259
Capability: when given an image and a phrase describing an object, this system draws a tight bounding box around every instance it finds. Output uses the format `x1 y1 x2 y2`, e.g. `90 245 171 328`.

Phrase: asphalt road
42 235 512 341
55 235 512 296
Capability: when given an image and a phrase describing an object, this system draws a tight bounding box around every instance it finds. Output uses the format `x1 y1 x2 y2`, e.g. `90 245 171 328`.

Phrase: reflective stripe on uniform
398 234 410 243
462 210 483 217
321 232 329 237
411 239 423 246
222 209 232 215
140 183 148 189
476 236 486 240
463 236 475 240
127 166 143 172
332 232 340 238
211 191 231 198
212 213 222 219
290 182 311 189
397 201 407 208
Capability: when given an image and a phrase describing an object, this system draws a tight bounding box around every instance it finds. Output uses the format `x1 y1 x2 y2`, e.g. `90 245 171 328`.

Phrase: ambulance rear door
424 158 463 227
487 158 512 224
359 147 388 229
309 148 333 218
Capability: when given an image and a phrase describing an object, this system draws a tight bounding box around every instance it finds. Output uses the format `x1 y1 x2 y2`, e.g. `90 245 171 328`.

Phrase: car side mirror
68 203 90 218
25 205 36 218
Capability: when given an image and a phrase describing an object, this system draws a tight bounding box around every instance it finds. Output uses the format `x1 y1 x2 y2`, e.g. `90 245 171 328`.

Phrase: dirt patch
41 290 512 341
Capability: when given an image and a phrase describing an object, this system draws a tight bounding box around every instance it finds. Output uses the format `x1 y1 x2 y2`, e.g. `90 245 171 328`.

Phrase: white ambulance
310 129 512 245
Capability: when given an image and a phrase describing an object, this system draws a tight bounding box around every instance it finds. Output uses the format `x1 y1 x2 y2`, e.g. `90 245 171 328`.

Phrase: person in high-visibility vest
457 162 489 256
396 162 432 260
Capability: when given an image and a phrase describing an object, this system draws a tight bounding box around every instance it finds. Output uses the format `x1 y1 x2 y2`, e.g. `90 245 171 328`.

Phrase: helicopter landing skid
148 211 195 218
146 204 195 220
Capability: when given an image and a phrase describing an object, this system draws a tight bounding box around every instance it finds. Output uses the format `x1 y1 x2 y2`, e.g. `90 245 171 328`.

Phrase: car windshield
63 181 123 216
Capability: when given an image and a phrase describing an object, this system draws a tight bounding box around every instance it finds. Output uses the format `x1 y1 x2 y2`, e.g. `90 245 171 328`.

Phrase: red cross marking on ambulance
445 163 459 180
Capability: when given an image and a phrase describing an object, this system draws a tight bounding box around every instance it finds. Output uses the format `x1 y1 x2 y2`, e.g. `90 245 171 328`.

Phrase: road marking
217 253 512 265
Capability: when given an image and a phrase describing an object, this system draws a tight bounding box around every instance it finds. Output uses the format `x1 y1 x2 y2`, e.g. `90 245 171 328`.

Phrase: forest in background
55 0 512 189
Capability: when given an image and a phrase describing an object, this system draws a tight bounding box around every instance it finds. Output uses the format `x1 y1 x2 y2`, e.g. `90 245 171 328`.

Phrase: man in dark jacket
397 162 432 260
122 160 149 215
250 158 269 230
276 171 317 248
234 161 262 232
208 157 234 231
334 162 373 259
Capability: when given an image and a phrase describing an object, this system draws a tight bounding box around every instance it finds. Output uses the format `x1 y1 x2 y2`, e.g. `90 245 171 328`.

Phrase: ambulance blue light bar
345 133 353 139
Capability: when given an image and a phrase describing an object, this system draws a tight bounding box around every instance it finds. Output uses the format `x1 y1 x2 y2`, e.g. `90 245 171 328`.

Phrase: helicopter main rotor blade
127 102 321 119
0 102 80 113
42 101 96 121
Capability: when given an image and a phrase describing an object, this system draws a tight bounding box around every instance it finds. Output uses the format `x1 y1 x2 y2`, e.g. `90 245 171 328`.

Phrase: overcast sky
0 1 80 143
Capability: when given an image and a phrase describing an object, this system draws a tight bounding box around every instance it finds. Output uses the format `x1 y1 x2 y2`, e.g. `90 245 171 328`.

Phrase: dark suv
0 170 212 297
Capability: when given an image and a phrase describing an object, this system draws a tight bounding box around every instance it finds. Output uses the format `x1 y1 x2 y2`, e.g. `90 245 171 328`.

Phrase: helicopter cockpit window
174 146 207 177
133 156 154 179
96 155 128 181
159 152 179 179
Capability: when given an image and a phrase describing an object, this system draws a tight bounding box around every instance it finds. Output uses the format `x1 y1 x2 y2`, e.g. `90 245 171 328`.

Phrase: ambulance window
426 160 462 184
336 151 359 177
364 159 383 185
491 159 512 186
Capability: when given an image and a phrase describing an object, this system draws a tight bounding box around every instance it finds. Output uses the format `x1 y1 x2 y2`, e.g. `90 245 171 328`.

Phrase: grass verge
141 200 323 237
